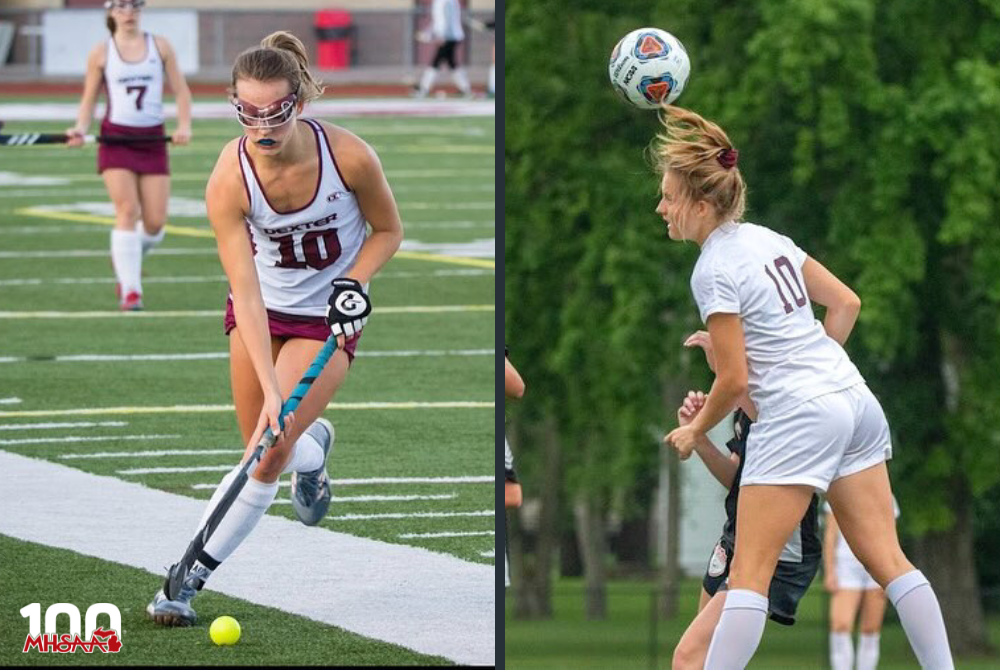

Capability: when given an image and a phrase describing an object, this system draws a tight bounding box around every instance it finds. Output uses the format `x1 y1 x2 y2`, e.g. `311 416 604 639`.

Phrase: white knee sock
202 476 279 563
488 64 495 95
281 429 325 474
704 589 769 669
856 632 881 670
111 229 142 296
419 67 437 96
452 67 471 95
829 631 854 670
885 570 954 669
139 222 165 256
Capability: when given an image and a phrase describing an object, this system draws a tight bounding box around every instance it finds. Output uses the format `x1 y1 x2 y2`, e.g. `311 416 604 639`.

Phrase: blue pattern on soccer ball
633 32 670 61
639 74 676 104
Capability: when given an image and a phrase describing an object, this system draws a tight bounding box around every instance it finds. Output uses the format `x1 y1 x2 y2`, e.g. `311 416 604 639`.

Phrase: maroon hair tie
717 148 739 169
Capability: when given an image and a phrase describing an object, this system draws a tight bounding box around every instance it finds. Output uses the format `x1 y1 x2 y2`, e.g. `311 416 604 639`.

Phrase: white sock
704 589 769 669
830 631 854 670
419 67 437 96
856 632 881 670
111 229 142 296
452 67 471 95
195 463 248 532
202 476 279 563
281 429 324 474
885 570 954 669
488 64 495 95
140 222 165 256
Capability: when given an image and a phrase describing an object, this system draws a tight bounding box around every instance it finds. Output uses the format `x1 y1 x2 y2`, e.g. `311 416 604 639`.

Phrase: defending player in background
667 332 821 669
147 31 403 626
825 498 901 670
66 0 191 311
416 0 472 99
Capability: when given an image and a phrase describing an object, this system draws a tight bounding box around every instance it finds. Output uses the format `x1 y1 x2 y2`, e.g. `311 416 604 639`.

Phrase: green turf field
0 109 494 664
505 578 1000 668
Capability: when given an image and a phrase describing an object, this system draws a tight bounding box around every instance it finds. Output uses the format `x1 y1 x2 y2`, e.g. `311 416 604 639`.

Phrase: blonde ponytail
654 106 746 223
230 31 325 103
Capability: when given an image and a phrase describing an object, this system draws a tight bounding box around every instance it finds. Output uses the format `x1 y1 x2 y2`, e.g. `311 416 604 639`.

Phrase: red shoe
121 291 143 311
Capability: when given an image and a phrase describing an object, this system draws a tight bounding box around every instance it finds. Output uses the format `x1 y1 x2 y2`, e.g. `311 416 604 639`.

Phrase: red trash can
315 10 353 69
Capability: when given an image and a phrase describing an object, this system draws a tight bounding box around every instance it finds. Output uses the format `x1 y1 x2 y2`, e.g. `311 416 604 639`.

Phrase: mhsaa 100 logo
21 603 123 654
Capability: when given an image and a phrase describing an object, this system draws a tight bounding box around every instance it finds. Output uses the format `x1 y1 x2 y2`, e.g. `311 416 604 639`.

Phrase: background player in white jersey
416 0 472 98
67 0 192 311
147 31 403 626
825 498 901 670
657 106 953 668
505 348 525 588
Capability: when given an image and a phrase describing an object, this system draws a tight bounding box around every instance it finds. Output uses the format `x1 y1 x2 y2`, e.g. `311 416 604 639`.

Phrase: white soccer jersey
691 222 864 418
237 119 368 316
104 33 165 127
432 0 465 41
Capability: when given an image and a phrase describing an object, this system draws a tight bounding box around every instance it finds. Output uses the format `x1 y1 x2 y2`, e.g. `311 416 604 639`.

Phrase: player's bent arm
687 313 748 435
802 257 861 346
505 358 525 399
325 125 403 283
206 145 281 401
691 436 738 489
157 36 192 138
70 44 106 136
505 482 522 508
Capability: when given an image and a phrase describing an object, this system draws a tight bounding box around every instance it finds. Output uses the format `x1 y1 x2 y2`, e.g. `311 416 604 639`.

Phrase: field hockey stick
164 335 339 600
0 133 172 146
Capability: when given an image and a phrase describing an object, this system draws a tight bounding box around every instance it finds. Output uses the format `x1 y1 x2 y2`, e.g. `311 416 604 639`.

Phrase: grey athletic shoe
290 418 334 526
146 565 209 627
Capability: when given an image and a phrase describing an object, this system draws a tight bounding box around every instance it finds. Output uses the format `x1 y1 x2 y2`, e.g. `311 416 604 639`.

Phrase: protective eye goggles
231 93 298 129
104 0 145 10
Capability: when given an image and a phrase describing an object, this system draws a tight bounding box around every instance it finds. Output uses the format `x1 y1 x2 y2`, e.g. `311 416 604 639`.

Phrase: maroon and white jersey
691 222 864 417
104 33 164 128
237 118 367 317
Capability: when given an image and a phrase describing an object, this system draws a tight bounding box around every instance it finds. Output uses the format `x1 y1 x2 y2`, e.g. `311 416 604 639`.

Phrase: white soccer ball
609 28 691 109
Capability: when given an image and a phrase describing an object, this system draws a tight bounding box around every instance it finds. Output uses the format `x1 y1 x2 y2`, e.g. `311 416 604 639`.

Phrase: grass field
0 105 494 664
505 578 1000 668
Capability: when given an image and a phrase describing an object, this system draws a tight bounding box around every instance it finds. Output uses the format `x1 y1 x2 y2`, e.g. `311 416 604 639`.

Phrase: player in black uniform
668 334 821 669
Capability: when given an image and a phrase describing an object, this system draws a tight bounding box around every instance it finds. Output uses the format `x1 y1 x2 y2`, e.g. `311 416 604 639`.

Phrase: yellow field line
14 207 495 269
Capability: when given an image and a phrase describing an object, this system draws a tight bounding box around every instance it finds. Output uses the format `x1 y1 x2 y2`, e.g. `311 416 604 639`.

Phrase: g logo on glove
326 278 371 338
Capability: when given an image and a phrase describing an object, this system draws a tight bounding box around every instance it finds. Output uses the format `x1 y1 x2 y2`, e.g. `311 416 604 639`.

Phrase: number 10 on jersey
764 256 807 314
271 229 342 270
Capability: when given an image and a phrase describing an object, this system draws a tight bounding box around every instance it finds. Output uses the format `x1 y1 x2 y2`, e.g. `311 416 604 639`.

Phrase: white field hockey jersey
237 119 367 316
691 222 864 418
432 0 465 41
104 33 165 127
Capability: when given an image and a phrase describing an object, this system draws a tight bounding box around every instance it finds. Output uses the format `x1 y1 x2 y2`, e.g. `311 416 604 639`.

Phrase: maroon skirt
224 297 361 362
97 120 169 175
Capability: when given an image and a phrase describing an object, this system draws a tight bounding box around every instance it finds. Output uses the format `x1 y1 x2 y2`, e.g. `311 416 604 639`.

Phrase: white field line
0 450 493 665
0 434 179 446
0 247 215 259
0 268 492 287
0 421 126 431
60 448 241 460
0 348 495 364
332 510 494 521
481 550 496 558
191 476 492 489
271 494 458 505
0 397 23 404
399 531 496 539
0 305 494 319
0 401 493 419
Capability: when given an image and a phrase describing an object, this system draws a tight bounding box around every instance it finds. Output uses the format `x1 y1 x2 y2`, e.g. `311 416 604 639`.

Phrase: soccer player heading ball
656 106 954 668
